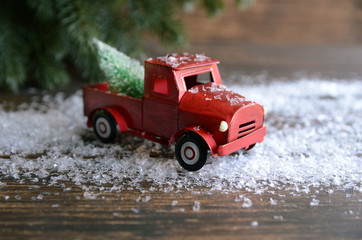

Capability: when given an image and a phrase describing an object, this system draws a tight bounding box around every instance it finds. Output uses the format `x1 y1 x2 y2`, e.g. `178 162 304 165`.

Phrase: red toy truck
83 53 267 171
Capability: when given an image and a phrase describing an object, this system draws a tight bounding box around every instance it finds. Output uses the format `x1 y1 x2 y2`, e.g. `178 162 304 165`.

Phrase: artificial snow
273 215 284 220
14 195 22 200
192 201 201 211
310 198 320 206
136 195 151 203
251 221 258 227
0 78 361 200
171 200 178 206
37 194 44 200
242 197 253 208
189 82 255 108
156 53 212 68
270 198 278 206
235 195 253 208
131 208 140 214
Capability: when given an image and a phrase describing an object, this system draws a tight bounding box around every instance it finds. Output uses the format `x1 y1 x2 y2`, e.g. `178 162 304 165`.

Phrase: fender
170 126 218 157
88 107 127 132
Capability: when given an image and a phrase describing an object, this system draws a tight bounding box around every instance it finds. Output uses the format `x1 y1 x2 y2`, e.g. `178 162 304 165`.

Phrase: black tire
175 133 208 171
92 110 117 143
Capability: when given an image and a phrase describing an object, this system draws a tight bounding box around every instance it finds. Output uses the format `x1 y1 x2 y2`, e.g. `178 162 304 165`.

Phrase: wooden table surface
0 90 361 239
0 170 361 240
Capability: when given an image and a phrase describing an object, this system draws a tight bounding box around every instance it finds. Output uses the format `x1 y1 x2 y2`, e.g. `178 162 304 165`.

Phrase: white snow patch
235 195 252 208
131 208 139 213
242 197 253 208
273 215 284 220
142 196 151 202
251 221 258 227
189 87 199 94
310 198 320 206
270 198 278 206
192 201 201 211
37 194 44 200
156 53 212 68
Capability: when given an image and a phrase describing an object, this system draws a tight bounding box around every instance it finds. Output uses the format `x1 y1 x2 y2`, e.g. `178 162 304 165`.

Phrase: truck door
143 74 178 140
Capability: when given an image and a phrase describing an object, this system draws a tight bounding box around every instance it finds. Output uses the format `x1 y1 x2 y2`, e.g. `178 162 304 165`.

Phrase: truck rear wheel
175 133 208 171
92 110 117 143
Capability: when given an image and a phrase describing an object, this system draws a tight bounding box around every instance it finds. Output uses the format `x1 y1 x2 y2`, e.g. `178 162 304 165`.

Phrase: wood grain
1 177 361 240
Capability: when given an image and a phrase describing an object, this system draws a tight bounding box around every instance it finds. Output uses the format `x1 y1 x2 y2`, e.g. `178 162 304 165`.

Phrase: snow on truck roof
145 53 219 70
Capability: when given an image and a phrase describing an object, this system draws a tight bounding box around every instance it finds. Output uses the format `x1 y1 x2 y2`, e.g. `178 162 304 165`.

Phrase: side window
184 71 213 90
153 77 169 95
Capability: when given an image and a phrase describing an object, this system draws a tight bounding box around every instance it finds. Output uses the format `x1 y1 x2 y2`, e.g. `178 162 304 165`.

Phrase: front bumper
217 126 267 156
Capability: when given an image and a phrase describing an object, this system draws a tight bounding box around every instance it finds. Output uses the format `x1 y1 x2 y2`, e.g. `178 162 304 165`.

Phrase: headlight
219 121 228 132
262 106 268 116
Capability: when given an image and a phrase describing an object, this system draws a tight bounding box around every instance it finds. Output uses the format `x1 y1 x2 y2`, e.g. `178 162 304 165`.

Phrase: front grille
237 120 256 139
228 105 263 142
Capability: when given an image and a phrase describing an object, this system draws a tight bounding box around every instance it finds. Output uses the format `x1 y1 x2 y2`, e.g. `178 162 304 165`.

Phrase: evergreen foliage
93 38 144 98
0 0 253 91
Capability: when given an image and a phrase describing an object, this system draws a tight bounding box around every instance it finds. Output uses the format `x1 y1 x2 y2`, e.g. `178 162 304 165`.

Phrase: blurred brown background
151 0 362 80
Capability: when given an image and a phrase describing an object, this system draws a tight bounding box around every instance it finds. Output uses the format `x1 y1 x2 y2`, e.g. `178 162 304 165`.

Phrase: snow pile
156 53 213 68
187 82 255 108
0 77 361 198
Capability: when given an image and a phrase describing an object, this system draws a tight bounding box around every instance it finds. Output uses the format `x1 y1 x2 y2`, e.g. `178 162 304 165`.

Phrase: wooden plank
0 177 361 239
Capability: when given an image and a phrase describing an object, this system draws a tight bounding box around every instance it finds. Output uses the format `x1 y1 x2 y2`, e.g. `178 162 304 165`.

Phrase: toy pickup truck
83 53 266 171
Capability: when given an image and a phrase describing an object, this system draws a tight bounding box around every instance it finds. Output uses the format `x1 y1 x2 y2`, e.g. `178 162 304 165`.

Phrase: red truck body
83 53 266 171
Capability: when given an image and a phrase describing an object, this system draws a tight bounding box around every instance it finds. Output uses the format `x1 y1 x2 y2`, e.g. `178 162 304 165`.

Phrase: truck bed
83 82 143 131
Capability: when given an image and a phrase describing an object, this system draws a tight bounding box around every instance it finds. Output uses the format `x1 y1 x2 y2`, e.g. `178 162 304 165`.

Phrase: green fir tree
93 38 144 98
0 0 254 91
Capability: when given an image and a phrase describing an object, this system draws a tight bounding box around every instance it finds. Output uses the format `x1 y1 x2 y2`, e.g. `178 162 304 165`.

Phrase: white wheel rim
180 142 199 165
96 117 111 139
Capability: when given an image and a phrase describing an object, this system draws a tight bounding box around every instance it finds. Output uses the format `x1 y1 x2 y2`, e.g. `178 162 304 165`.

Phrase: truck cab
142 54 222 142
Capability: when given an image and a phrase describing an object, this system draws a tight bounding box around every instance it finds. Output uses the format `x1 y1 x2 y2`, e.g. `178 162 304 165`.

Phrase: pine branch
56 0 101 80
202 0 225 17
27 0 56 22
31 54 70 90
0 2 29 91
0 0 251 91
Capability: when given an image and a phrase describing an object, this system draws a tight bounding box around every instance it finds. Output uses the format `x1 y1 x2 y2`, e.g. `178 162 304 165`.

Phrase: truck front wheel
175 133 208 171
92 110 117 143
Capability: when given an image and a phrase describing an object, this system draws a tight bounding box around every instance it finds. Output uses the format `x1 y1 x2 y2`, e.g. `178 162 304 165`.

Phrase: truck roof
145 53 219 70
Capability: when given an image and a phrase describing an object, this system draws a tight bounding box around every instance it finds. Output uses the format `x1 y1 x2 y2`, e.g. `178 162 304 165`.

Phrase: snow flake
251 221 258 227
310 198 320 206
192 201 201 211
